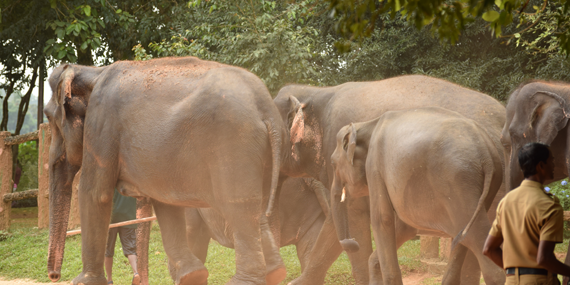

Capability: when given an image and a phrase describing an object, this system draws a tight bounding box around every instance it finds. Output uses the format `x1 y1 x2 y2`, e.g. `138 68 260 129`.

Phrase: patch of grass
10 207 38 230
422 276 442 284
0 218 428 284
397 239 426 276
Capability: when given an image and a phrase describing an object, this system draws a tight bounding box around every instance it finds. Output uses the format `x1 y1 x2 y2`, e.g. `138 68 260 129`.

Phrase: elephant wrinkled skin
501 80 570 284
273 75 506 285
44 57 298 285
330 108 505 285
182 178 329 273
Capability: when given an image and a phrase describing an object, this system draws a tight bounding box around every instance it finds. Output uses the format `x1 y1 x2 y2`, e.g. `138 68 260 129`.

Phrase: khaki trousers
505 268 560 285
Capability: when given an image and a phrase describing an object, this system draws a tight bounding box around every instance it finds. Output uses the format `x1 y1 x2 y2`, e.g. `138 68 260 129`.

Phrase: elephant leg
441 244 468 285
71 168 115 285
185 208 211 264
295 214 325 271
369 183 403 285
152 200 208 285
260 214 286 285
136 198 153 285
346 196 373 285
220 202 269 285
369 220 418 285
459 215 505 285
287 214 343 285
564 245 570 285
460 251 482 285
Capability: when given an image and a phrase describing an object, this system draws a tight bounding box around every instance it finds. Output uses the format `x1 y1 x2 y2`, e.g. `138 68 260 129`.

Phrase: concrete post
38 123 51 229
420 235 439 259
0 131 13 230
440 237 452 261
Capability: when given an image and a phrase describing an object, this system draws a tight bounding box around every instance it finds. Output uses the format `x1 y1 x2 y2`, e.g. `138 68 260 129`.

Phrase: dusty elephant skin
501 80 570 284
330 108 506 285
501 80 570 191
273 75 506 285
44 57 301 285
181 177 329 275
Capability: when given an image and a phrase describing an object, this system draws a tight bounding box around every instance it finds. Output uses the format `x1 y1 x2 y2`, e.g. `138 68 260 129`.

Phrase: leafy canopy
326 0 570 55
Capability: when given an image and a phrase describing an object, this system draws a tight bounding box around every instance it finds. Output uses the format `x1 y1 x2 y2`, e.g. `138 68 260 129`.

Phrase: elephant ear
529 91 570 144
289 95 305 145
56 66 76 127
344 123 358 166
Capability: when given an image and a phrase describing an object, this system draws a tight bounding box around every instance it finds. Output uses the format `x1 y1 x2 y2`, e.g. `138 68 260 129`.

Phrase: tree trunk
1 80 16 131
15 66 38 135
75 44 94 66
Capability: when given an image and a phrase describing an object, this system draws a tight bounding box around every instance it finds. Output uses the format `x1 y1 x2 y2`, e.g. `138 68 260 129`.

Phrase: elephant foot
225 275 266 285
179 268 208 285
287 274 325 285
71 272 107 285
266 266 286 285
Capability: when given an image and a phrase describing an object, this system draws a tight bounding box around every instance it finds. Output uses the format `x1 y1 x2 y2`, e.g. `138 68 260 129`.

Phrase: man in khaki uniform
483 142 570 285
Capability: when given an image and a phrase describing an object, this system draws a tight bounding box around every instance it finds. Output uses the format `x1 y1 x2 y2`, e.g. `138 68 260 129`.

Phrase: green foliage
326 0 570 56
141 0 325 94
16 141 38 192
546 179 570 211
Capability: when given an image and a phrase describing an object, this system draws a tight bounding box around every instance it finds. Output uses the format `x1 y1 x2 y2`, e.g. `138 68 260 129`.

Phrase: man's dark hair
518 142 551 178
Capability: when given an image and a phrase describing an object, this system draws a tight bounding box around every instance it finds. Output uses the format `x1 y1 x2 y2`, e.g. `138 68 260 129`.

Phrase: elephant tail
265 119 281 217
451 160 495 250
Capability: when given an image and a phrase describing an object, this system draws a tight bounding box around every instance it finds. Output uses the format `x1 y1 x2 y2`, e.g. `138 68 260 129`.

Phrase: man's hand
483 235 504 268
537 240 570 277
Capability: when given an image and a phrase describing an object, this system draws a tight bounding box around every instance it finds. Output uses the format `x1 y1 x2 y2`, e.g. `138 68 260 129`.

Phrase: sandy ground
0 278 68 285
0 272 438 285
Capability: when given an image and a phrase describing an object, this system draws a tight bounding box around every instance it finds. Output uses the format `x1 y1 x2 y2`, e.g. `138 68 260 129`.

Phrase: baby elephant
330 107 505 285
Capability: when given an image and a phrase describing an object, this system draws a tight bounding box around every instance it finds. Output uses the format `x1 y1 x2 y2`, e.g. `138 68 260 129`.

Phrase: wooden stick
3 189 38 202
66 216 157 237
4 131 39 146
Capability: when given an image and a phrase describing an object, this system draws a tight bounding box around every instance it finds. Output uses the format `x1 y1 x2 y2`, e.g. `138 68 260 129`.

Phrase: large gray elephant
330 107 505 285
273 75 506 285
501 80 570 283
44 57 301 285
182 178 329 272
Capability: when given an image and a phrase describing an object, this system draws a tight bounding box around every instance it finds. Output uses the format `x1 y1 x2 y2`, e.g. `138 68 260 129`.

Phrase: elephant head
44 64 102 281
502 84 570 190
274 88 327 180
330 121 375 253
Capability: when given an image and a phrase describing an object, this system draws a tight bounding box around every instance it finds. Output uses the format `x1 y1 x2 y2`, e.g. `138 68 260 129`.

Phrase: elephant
180 177 329 274
330 107 505 285
44 57 302 285
501 80 570 283
272 75 507 285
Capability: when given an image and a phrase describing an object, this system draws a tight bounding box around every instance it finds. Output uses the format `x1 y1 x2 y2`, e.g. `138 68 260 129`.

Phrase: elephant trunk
507 148 523 191
331 178 360 253
47 164 78 282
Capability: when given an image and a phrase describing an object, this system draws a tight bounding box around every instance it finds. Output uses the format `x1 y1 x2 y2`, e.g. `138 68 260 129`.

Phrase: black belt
506 267 548 275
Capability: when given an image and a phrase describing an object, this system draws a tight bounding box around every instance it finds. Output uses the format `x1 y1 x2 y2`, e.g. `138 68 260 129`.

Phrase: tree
137 0 326 94
325 0 570 55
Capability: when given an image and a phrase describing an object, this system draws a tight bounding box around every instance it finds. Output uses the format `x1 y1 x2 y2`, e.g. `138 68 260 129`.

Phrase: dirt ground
0 278 68 285
0 272 439 285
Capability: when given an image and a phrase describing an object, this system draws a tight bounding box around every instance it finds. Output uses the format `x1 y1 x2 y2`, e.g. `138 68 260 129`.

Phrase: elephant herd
43 57 570 285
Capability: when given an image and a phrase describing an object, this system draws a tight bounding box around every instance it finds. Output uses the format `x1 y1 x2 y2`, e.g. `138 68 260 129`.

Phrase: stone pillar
0 132 13 230
68 170 81 230
420 235 439 259
440 237 452 261
136 198 153 285
38 123 51 229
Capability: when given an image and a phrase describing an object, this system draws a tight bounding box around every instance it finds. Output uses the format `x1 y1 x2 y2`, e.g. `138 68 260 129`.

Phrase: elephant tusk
341 188 346 202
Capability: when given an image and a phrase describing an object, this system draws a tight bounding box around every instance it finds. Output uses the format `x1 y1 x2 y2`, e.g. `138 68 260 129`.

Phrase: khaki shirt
489 180 564 269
